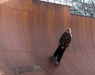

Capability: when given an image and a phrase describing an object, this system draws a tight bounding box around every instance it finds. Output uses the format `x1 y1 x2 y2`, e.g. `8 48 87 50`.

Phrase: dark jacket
59 32 72 47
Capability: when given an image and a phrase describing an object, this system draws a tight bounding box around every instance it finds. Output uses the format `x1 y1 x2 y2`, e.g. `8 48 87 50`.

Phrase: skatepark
0 0 95 75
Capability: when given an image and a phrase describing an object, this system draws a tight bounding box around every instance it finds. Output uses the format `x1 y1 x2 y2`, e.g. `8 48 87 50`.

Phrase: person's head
66 28 71 34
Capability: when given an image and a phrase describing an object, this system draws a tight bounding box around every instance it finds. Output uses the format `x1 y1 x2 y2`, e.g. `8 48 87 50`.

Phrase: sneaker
51 54 55 58
55 61 60 65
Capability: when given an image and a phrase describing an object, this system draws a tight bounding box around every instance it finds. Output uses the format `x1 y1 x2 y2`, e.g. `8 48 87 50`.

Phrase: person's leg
57 47 66 63
53 45 61 57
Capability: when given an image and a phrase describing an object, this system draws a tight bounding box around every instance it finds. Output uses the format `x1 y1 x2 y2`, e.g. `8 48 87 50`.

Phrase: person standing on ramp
51 28 72 65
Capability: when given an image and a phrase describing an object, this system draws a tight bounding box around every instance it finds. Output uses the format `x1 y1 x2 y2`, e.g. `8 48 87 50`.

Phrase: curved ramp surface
0 0 95 75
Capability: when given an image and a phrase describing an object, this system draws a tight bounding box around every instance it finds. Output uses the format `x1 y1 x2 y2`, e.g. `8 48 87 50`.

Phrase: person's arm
65 37 72 47
59 32 66 43
61 39 71 49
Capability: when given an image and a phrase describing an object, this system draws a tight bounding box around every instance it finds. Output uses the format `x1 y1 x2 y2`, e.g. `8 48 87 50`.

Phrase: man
51 28 72 65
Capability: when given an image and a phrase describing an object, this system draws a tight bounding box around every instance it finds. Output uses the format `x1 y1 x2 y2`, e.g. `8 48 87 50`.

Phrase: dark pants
53 45 66 62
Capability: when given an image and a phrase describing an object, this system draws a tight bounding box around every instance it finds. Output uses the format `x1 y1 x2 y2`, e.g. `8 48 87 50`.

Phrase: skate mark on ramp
8 65 45 75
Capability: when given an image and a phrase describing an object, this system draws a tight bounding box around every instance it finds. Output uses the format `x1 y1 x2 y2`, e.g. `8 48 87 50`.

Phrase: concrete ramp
0 0 95 75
